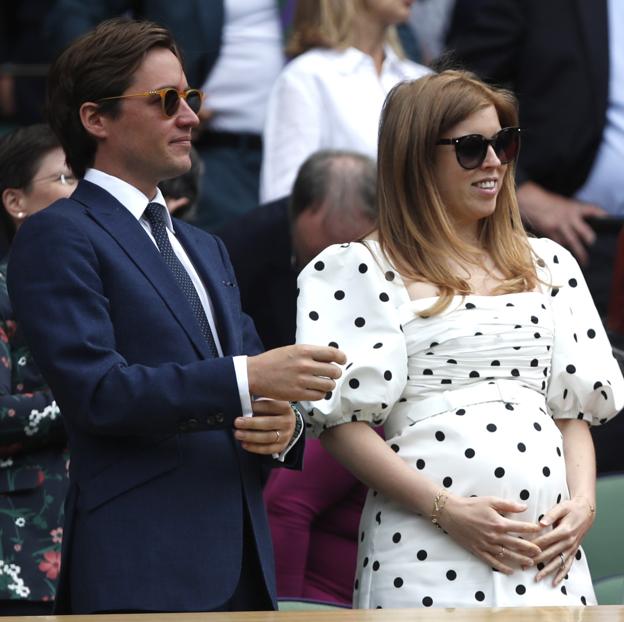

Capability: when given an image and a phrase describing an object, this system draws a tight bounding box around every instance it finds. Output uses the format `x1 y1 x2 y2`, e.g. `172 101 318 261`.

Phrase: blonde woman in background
260 0 430 204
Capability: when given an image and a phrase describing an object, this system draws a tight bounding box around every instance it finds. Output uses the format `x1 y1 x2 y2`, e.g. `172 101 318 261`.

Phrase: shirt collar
84 168 173 231
334 44 407 76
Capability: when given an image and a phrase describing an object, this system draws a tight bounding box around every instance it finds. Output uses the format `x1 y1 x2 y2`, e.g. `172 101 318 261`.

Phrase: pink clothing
264 438 366 605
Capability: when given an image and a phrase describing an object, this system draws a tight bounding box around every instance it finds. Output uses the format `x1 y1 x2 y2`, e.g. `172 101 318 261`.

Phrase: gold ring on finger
274 430 280 442
559 553 565 569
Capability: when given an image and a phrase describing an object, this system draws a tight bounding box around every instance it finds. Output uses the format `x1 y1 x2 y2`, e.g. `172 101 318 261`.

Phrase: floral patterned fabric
0 260 69 603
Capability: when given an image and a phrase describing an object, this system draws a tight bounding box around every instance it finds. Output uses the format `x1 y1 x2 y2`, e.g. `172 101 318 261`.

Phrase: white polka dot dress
296 237 624 609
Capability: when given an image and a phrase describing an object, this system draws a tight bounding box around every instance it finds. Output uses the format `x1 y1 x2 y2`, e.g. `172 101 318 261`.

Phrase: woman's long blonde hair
286 0 404 58
376 70 537 317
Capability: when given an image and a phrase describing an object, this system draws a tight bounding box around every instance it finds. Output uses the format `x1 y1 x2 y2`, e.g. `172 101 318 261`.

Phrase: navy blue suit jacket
7 180 301 612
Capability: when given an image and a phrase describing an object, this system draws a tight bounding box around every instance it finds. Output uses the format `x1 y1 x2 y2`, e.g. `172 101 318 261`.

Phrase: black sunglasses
436 127 521 170
98 88 204 117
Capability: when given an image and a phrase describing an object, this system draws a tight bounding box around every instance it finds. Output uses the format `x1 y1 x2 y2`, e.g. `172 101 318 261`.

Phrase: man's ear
79 101 109 139
2 187 26 222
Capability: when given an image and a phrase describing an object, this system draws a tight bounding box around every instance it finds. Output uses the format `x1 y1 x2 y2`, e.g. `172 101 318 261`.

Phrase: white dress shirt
260 45 431 203
202 0 284 133
83 169 253 416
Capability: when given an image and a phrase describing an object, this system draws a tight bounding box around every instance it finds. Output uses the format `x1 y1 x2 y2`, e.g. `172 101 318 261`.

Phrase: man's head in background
289 149 377 268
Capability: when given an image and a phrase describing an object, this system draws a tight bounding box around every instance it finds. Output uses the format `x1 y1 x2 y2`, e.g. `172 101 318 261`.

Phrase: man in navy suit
7 17 345 614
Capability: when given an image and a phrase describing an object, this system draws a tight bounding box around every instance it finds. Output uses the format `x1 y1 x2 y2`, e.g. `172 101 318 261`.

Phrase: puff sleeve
296 242 409 436
535 238 624 425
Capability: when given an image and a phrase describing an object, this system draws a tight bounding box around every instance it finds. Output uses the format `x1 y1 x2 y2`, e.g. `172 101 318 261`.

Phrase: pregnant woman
296 70 624 609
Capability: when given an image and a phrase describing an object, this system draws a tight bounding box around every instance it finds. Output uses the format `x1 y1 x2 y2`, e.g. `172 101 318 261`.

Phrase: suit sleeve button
215 413 224 424
187 418 199 430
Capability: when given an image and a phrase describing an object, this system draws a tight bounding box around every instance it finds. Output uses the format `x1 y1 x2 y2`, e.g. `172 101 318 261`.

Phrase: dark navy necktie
144 203 219 357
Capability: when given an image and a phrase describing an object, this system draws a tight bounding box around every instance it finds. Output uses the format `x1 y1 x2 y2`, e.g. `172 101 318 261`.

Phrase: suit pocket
78 435 179 512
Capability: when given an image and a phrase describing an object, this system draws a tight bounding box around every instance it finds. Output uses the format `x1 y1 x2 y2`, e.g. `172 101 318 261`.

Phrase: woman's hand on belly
439 494 542 574
531 496 596 586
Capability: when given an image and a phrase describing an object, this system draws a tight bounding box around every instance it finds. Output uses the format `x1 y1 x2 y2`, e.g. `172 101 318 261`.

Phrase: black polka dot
581 596 587 605
566 364 576 374
494 467 505 478
456 408 466 416
534 332 541 339
354 578 359 590
441 379 452 385
443 476 453 487
358 263 368 273
373 342 383 349
360 532 365 542
417 550 427 561
392 532 401 544
372 561 380 571
324 391 332 400
569 278 577 288
446 570 457 581
465 448 475 458
517 442 526 452
557 493 562 503
384 370 393 381
349 378 360 389
363 557 369 567
534 422 542 431
376 511 381 524
516 585 526 595
556 446 562 457
491 360 500 366
531 316 539 324
448 358 457 364
354 317 366 328
385 271 395 281
309 311 319 320
393 577 403 588
334 290 345 300
551 288 559 297
435 431 445 441
553 255 559 263
391 444 399 453
423 369 433 375
542 466 551 477
416 459 425 470
511 368 520 377
422 596 433 607
505 403 515 411
537 562 545 571
465 302 476 309
530 359 539 367
379 292 389 302
328 341 339 348
475 591 485 602
576 549 582 560
469 371 480 378
487 423 497 432
561 586 567 595
587 329 596 339
314 261 324 271
520 489 530 500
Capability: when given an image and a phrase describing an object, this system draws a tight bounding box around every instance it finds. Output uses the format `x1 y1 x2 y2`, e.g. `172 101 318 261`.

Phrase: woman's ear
1 187 26 223
79 101 108 139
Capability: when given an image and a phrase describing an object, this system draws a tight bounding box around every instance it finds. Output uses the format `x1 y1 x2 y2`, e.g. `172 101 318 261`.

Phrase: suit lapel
72 181 214 359
574 0 609 115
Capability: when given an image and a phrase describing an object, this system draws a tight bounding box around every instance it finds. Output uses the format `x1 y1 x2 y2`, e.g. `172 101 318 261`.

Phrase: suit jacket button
206 415 216 426
215 413 224 424
187 418 199 430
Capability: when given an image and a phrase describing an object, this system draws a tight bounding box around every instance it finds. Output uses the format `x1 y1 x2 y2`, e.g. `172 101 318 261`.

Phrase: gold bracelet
575 496 596 516
431 490 448 530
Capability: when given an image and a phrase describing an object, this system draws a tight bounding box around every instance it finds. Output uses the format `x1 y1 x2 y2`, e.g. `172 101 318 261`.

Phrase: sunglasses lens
185 90 203 114
456 135 487 170
495 128 520 164
163 89 180 116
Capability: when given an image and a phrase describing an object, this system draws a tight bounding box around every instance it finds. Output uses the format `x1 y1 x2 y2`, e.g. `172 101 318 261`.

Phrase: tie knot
144 202 165 226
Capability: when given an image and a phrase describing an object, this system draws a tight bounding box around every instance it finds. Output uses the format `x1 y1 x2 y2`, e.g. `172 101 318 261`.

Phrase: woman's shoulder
302 240 395 276
528 236 578 270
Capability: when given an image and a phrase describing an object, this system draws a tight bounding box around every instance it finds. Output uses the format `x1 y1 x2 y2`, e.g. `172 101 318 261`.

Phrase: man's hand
233 398 294 455
247 344 347 402
518 181 607 265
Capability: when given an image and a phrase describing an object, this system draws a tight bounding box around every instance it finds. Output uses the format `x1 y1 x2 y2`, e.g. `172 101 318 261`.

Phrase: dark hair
289 149 377 221
159 146 202 221
46 17 182 177
0 123 61 241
